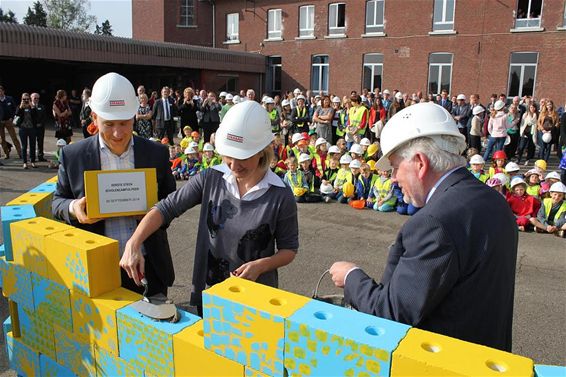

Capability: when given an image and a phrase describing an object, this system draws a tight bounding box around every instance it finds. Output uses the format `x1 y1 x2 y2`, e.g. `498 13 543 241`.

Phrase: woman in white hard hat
530 182 566 237
120 101 298 315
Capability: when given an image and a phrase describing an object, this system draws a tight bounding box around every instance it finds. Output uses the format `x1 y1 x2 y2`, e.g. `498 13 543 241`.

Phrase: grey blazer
344 167 518 351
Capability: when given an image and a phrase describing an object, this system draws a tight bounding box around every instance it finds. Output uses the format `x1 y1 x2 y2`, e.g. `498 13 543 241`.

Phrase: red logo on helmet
227 133 243 143
109 100 125 107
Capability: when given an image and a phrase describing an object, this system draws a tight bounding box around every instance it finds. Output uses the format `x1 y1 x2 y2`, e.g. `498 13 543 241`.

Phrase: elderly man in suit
330 102 518 352
52 72 176 296
152 86 178 145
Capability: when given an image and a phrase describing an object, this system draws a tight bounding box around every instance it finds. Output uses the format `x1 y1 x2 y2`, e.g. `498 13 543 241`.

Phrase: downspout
211 0 216 48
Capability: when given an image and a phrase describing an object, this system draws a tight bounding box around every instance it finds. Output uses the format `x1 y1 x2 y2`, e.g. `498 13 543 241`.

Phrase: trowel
130 277 180 323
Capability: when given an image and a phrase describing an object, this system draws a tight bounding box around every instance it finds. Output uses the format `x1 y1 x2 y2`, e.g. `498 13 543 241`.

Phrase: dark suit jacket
439 98 453 113
345 167 518 351
52 135 177 288
152 97 178 129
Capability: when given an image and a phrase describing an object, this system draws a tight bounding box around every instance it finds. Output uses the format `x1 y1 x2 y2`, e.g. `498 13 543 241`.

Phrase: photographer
15 93 38 169
200 91 222 143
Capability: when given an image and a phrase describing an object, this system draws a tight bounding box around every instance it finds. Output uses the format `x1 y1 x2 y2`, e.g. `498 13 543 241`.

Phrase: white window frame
428 53 453 95
311 55 329 96
362 53 384 92
267 9 283 40
507 52 538 99
365 0 385 34
268 56 282 94
178 0 196 27
432 0 455 32
299 5 315 38
328 3 346 36
226 13 239 42
514 0 543 29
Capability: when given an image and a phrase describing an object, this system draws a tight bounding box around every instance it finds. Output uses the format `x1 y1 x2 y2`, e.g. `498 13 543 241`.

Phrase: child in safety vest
334 154 354 203
336 138 347 155
284 156 309 203
298 153 321 196
342 159 362 203
295 140 313 160
539 171 561 199
181 147 201 179
534 159 547 178
320 157 339 202
272 134 285 162
349 143 364 163
312 137 329 178
200 143 221 170
170 145 185 180
365 143 379 162
524 169 542 199
488 150 507 179
360 138 371 156
506 177 541 232
468 154 489 183
270 156 287 179
189 131 204 152
355 163 377 207
49 139 67 168
530 181 566 236
179 126 193 150
370 169 397 212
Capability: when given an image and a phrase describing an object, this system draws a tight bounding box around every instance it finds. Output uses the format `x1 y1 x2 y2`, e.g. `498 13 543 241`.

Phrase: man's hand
120 239 145 286
329 261 358 288
232 260 266 282
72 197 101 224
547 225 557 233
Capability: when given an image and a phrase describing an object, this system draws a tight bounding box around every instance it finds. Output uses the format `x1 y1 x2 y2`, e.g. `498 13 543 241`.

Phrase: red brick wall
132 0 165 41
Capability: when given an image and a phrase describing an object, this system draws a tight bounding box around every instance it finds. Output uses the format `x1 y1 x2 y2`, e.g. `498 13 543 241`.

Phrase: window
563 4 566 26
299 5 315 37
328 3 346 35
428 53 453 95
267 9 282 39
515 0 542 28
432 0 455 31
311 55 329 95
507 52 538 99
268 56 282 95
178 0 196 26
226 13 239 41
365 0 385 34
362 54 383 92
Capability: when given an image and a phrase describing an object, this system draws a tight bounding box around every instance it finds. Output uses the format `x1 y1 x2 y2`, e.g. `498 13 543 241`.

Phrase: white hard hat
510 177 527 189
339 154 353 165
264 97 275 105
395 92 403 100
89 72 138 120
542 132 552 143
215 101 273 160
298 153 311 163
315 138 327 148
493 172 508 186
56 139 67 147
219 91 227 98
382 89 390 95
328 145 340 154
349 159 362 169
472 106 485 115
189 141 199 149
469 154 485 165
360 138 371 146
494 100 505 111
457 94 466 100
549 182 566 194
184 147 197 155
320 182 334 195
226 93 234 101
544 171 561 180
203 143 215 152
349 143 364 155
505 162 520 172
233 95 242 104
296 95 306 101
261 96 268 103
281 99 290 107
332 96 341 103
292 133 305 144
375 102 466 170
293 88 301 94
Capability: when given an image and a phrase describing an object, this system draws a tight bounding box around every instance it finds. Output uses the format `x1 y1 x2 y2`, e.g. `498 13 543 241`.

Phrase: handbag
12 115 22 127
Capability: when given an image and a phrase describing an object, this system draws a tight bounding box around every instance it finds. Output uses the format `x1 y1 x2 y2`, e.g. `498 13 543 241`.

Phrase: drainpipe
211 0 216 48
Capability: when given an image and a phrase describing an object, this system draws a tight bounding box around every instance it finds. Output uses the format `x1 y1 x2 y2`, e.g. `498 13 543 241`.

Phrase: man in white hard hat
52 72 176 296
451 93 471 143
330 102 518 352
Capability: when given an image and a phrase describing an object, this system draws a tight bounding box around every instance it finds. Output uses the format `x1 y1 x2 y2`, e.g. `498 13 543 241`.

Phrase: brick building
133 0 566 103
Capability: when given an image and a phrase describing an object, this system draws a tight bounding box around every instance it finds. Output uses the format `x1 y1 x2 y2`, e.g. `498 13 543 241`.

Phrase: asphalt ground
0 127 564 376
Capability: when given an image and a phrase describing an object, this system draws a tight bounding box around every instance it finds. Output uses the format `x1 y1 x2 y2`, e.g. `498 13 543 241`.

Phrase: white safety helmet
469 154 485 165
375 102 466 170
298 153 311 164
225 93 234 101
203 143 215 152
320 182 334 195
544 171 561 181
339 154 353 165
315 137 327 148
184 147 197 155
281 99 290 107
349 143 364 155
332 96 341 104
296 95 306 101
291 133 305 144
219 91 227 98
56 139 67 147
189 141 199 149
89 72 138 120
382 89 390 95
395 92 403 100
549 182 566 194
472 106 485 115
510 177 527 189
233 95 242 104
349 159 362 169
293 88 301 94
261 96 268 103
328 145 341 154
542 132 552 143
494 100 505 111
493 172 508 187
360 138 371 146
264 97 275 105
215 101 273 160
457 94 466 101
505 162 520 173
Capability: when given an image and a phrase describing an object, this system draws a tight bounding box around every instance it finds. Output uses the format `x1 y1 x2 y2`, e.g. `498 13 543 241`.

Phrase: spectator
68 89 82 129
0 85 22 160
517 103 538 165
79 88 93 139
438 89 452 112
200 91 222 143
30 92 47 162
52 89 73 144
135 93 153 139
178 87 199 131
312 95 333 142
15 93 37 169
483 100 510 162
504 103 521 160
537 100 559 162
152 86 178 145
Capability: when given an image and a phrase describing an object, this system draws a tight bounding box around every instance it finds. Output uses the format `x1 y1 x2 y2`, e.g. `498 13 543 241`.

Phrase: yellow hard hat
293 187 307 196
342 182 355 197
367 160 376 171
180 138 189 149
535 159 547 170
367 143 379 157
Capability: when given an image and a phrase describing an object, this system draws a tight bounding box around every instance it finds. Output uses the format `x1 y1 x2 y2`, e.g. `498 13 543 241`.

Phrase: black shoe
38 157 47 162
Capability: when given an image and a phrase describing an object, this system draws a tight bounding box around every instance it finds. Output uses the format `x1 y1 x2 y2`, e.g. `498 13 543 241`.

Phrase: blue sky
0 0 132 38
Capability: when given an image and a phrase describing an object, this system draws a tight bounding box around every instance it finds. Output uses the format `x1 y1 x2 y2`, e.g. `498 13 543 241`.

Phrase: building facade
134 0 566 103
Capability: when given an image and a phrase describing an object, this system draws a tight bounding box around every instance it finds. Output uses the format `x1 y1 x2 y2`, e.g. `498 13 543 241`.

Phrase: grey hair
397 136 467 173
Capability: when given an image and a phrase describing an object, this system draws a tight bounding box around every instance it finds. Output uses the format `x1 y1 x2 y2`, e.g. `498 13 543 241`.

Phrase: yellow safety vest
296 107 307 128
359 174 378 195
269 109 280 132
348 105 368 135
543 198 566 222
468 168 489 183
334 168 353 188
374 177 397 206
285 170 304 189
336 111 346 136
526 185 540 198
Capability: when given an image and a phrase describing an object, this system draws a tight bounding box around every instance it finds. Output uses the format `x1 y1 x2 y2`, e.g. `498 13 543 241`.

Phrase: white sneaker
523 160 529 166
324 196 331 203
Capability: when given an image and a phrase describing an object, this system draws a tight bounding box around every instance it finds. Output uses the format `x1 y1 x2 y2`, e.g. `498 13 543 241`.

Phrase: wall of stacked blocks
0 175 564 377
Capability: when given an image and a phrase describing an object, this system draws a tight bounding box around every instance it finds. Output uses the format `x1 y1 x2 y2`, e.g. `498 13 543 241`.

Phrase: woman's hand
120 239 145 286
232 259 266 281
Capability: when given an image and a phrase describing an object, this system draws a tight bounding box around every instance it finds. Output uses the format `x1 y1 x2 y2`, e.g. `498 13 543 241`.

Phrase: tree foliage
0 8 18 23
94 19 113 36
42 0 96 32
24 1 48 27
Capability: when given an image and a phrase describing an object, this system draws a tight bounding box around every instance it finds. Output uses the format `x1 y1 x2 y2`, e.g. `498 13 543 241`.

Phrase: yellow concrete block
45 228 121 297
173 320 244 377
72 288 141 355
45 176 58 183
245 367 270 377
391 328 534 376
54 324 96 377
203 277 311 376
7 192 53 219
10 217 73 277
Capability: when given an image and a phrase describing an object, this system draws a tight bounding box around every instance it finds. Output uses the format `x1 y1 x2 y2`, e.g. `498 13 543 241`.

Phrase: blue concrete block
0 244 4 257
285 300 411 377
116 304 199 376
95 344 145 377
535 364 566 377
6 332 41 377
29 182 57 194
0 205 36 261
40 353 77 377
18 305 56 360
54 325 96 377
2 262 34 311
3 316 11 343
0 256 6 288
31 272 72 331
